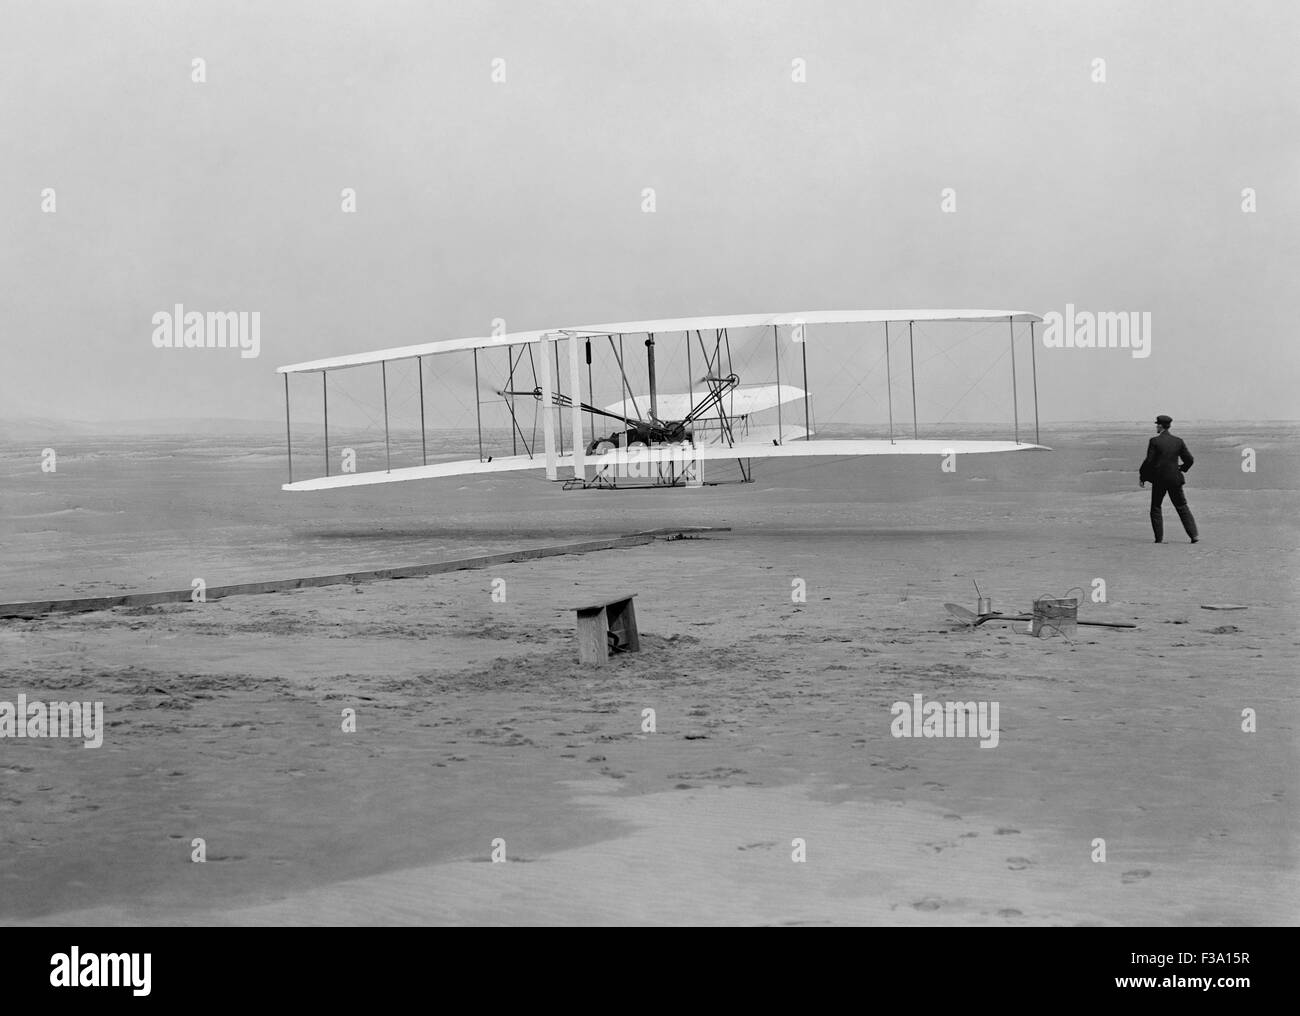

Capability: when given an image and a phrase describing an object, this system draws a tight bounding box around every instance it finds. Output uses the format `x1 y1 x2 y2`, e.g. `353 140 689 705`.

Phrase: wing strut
418 355 427 465
1030 321 1040 445
585 338 594 437
474 347 484 462
284 373 292 485
322 371 330 476
539 337 557 479
721 328 746 476
506 344 517 456
526 344 539 452
381 360 391 472
885 322 895 444
1009 316 1020 445
646 332 658 422
773 324 783 444
567 334 586 481
553 341 564 454
801 324 811 440
685 332 694 418
618 335 628 426
909 320 918 439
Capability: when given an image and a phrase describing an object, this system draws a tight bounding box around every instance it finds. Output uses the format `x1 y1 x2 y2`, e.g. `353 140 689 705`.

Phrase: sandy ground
1 476 1296 926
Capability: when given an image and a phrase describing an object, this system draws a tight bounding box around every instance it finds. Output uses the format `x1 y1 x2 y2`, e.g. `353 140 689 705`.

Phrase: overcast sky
2 0 1297 427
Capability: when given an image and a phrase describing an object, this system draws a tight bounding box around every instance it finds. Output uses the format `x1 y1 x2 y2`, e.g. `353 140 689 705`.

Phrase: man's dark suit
1141 430 1198 542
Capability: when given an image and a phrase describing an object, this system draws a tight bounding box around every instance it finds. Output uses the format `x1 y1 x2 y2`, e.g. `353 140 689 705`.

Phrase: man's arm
1140 437 1156 485
1179 439 1194 473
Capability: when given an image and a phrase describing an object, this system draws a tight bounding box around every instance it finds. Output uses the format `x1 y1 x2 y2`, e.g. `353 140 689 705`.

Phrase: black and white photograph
1 0 1295 955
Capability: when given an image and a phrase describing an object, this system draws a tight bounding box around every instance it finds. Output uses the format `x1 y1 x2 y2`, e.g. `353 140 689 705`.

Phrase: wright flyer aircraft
275 310 1047 492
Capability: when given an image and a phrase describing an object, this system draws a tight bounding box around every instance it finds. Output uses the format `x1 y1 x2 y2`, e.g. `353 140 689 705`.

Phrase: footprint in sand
912 898 943 911
995 827 1021 835
1006 857 1033 871
1121 869 1152 884
737 841 778 852
997 908 1023 918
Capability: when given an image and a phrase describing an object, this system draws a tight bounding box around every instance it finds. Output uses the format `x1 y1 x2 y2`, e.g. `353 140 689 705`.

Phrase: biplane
275 310 1047 491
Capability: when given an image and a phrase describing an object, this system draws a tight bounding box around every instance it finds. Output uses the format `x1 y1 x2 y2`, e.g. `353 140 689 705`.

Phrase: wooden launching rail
0 527 728 619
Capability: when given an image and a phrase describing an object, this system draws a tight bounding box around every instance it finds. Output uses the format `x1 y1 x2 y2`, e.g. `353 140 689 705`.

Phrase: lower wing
282 439 1048 491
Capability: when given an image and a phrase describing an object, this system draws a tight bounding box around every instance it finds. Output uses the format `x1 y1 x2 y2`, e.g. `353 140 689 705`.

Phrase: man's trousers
1151 482 1198 542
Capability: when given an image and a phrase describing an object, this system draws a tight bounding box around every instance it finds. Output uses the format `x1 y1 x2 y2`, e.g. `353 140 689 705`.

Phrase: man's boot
1150 506 1164 543
1177 504 1198 543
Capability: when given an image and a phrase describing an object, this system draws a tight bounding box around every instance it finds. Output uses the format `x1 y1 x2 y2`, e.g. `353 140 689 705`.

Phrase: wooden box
575 595 640 664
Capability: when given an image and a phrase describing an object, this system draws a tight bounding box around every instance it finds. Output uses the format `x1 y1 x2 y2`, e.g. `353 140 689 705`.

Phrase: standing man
1140 414 1199 543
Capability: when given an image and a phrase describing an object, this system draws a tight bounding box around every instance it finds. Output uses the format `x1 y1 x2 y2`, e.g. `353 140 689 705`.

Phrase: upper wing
276 309 1043 375
283 439 1047 491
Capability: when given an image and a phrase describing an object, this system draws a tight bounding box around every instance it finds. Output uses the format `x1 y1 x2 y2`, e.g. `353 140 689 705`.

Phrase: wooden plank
576 594 636 613
611 598 640 653
0 530 723 620
576 606 610 665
